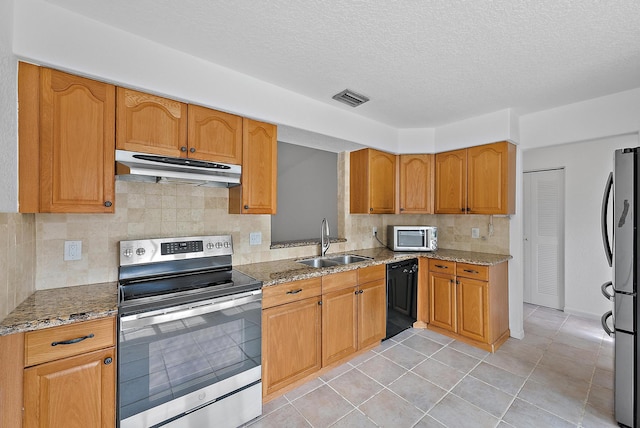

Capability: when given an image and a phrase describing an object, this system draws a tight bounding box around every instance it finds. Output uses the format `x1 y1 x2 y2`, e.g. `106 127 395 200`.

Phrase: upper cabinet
435 141 515 215
18 63 116 213
116 87 187 157
398 154 434 214
229 119 277 214
350 148 396 214
116 89 243 164
187 105 243 164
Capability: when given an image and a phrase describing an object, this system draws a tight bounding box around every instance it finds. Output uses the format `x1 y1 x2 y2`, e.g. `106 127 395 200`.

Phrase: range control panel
119 235 233 266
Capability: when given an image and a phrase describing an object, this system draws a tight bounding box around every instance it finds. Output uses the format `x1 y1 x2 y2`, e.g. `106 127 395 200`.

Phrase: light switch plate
249 232 262 246
64 240 82 261
471 228 480 239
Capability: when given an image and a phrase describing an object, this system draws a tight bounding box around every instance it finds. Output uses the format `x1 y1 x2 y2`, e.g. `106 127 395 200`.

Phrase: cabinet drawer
358 264 385 284
262 278 322 309
25 317 116 367
428 259 456 274
322 270 358 294
456 263 489 281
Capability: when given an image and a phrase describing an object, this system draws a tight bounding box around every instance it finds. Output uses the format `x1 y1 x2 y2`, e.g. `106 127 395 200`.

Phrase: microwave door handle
601 171 613 267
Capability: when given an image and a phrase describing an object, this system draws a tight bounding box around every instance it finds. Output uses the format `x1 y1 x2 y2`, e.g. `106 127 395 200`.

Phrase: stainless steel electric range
117 235 262 428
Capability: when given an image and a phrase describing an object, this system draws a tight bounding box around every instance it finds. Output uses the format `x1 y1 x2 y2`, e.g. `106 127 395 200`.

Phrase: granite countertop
236 247 512 287
0 282 118 336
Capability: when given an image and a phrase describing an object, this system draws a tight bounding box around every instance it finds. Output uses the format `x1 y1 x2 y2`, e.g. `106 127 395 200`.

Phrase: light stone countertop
0 248 510 336
236 247 512 287
0 282 118 336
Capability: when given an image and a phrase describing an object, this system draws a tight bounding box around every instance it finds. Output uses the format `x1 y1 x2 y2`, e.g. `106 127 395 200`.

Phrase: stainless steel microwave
387 225 438 252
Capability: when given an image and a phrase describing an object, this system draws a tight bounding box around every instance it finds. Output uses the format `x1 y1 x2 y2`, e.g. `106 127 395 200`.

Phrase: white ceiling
45 0 640 129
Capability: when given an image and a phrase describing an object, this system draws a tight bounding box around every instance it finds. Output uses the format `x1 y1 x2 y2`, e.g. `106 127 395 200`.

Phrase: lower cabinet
262 265 386 400
428 259 509 352
22 317 117 428
261 278 322 398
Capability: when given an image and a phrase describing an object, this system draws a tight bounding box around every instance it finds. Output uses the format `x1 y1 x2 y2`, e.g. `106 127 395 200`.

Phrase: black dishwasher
385 258 418 339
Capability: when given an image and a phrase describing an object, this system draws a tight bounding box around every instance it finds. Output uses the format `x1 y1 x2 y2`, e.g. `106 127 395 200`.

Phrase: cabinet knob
369 208 373 212
400 208 404 211
104 357 113 365
181 146 187 152
244 205 249 210
104 201 112 207
190 147 196 153
460 208 465 212
466 207 471 212
318 301 323 306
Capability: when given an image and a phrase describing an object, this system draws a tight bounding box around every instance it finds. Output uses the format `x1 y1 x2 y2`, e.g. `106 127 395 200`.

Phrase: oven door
118 289 262 428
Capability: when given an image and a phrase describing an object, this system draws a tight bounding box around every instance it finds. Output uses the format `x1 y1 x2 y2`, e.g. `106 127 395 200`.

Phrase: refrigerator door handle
601 310 614 337
601 281 614 301
601 171 613 267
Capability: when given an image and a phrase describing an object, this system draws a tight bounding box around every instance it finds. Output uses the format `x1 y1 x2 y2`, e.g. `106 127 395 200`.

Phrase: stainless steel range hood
115 150 241 187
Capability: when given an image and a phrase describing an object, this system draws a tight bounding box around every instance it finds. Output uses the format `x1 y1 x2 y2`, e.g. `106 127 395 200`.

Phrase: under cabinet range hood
115 150 241 187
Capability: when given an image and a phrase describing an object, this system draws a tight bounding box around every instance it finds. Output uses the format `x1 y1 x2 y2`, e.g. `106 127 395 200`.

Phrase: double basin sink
297 254 372 268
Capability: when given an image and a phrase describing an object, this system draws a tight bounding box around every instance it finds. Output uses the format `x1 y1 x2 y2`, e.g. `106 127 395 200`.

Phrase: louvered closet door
523 169 565 309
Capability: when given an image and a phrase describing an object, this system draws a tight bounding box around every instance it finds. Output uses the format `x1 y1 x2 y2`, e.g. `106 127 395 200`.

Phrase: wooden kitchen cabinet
321 266 385 366
321 271 358 366
415 258 430 328
229 119 277 214
261 278 322 398
428 260 457 332
116 87 188 157
350 148 396 214
18 63 116 213
428 259 509 352
22 317 117 428
187 105 243 164
434 141 515 215
398 154 434 214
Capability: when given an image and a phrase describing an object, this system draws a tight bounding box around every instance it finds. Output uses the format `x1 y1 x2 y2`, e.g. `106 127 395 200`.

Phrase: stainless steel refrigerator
601 147 639 428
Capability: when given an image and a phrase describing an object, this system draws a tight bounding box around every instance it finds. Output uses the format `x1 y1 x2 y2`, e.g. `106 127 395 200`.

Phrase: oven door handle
120 290 262 331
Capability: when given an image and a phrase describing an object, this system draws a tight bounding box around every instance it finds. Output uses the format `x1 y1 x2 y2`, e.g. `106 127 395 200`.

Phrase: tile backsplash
0 213 36 320
26 152 510 291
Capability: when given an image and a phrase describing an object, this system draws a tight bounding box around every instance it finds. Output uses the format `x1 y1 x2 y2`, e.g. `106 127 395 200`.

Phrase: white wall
434 109 518 152
523 134 639 318
0 0 17 212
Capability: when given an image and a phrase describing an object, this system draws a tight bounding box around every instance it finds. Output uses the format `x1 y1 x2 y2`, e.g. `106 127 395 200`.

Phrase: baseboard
563 306 603 320
510 329 525 340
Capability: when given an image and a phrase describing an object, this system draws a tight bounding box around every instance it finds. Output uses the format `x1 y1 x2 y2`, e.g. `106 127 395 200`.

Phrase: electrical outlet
249 232 262 246
64 240 82 261
372 226 377 236
471 228 480 239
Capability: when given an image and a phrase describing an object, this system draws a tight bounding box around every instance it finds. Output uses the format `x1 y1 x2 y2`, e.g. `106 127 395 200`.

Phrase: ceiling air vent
332 89 370 107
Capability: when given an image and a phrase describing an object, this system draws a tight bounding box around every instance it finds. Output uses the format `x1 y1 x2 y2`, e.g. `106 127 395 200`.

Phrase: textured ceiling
45 0 640 128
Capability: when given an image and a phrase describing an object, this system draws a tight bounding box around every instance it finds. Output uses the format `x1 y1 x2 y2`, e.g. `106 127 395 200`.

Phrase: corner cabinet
18 63 116 213
427 259 509 352
350 148 396 214
398 154 434 214
23 317 117 428
434 141 515 215
229 119 277 214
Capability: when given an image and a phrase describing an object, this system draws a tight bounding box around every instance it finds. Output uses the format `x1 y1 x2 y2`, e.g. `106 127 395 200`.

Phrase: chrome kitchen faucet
321 218 330 256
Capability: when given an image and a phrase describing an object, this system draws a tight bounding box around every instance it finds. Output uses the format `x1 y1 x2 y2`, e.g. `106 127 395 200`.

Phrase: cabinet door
399 154 434 214
322 287 358 366
262 297 321 396
229 119 277 214
40 68 115 213
434 149 467 214
428 272 456 331
369 150 396 214
457 277 488 342
23 347 116 428
187 105 242 164
116 87 187 157
467 141 515 214
357 279 387 349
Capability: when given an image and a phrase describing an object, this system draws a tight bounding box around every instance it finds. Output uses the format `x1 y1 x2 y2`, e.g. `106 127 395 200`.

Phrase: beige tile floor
247 304 616 428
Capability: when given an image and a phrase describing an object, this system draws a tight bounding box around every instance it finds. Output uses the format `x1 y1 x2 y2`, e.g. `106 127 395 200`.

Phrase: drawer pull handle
104 357 113 365
51 333 94 347
434 264 448 269
463 269 479 274
286 289 303 295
